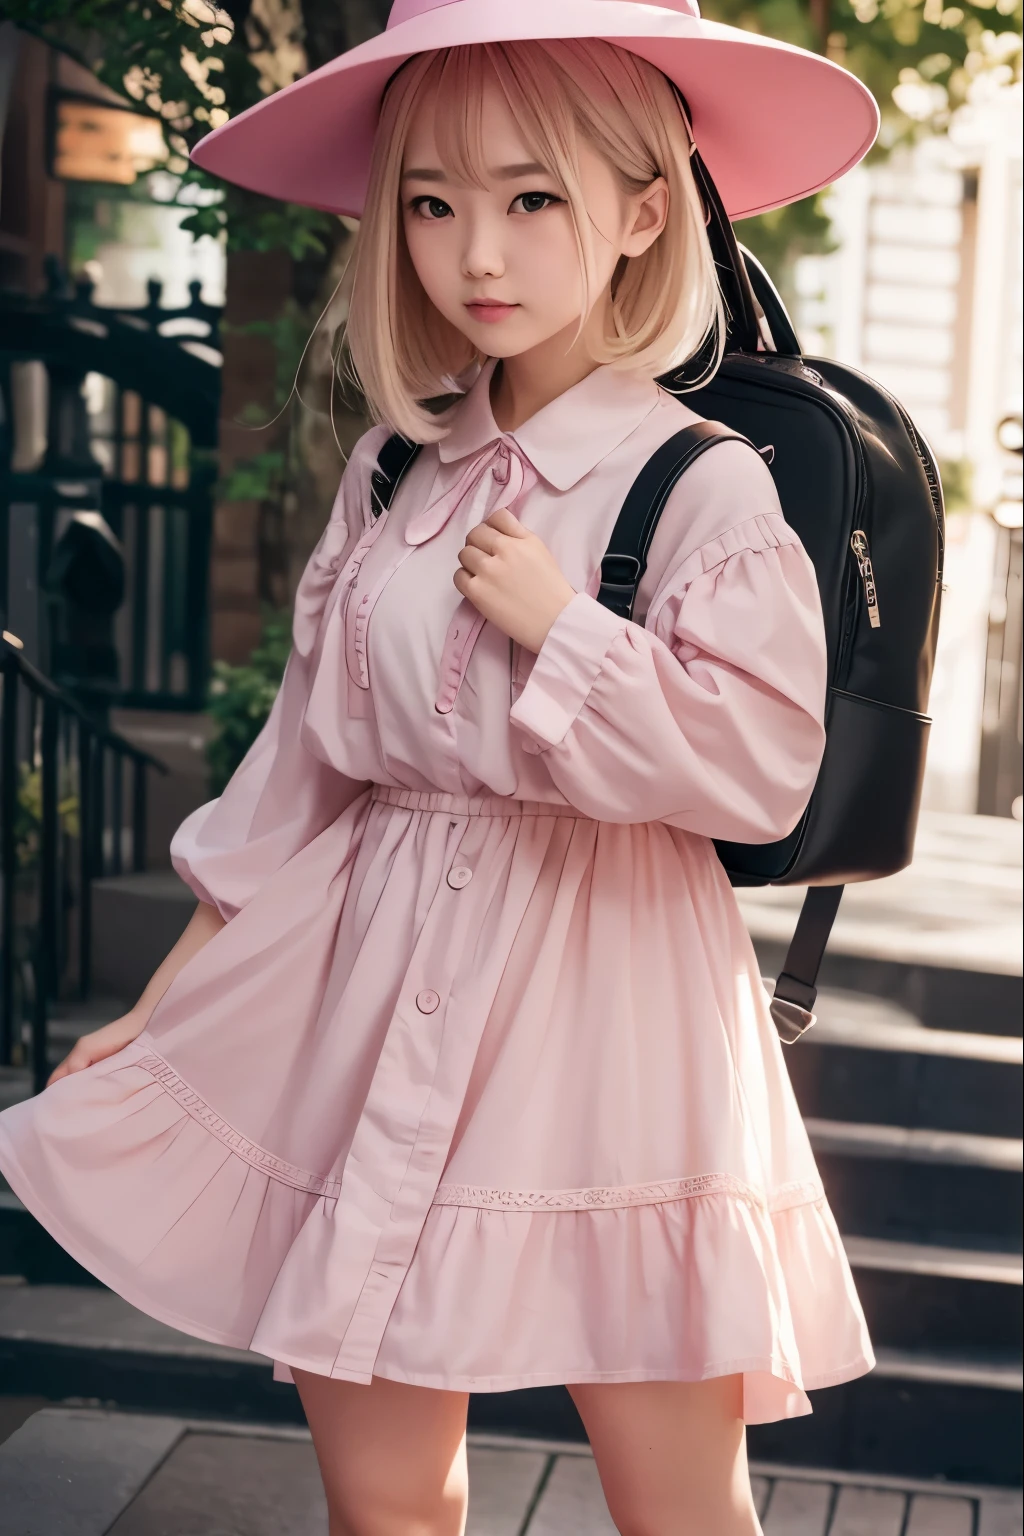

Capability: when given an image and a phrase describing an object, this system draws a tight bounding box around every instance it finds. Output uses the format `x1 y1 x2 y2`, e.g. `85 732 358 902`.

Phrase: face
400 77 667 364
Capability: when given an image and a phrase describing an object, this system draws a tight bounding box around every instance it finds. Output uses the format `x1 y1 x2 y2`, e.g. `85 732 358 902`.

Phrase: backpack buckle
600 554 642 586
769 996 817 1043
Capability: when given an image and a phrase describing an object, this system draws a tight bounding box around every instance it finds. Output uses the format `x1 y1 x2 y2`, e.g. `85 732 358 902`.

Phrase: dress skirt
0 782 874 1425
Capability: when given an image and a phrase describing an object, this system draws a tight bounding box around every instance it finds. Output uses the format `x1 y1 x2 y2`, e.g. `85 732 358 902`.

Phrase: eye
510 191 564 215
408 195 453 220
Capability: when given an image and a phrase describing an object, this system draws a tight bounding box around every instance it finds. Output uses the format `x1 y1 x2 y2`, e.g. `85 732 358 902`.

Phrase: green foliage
702 0 1021 141
705 0 1022 267
9 0 334 258
226 303 323 408
735 197 838 298
203 607 291 794
14 764 79 874
938 456 975 514
218 449 286 504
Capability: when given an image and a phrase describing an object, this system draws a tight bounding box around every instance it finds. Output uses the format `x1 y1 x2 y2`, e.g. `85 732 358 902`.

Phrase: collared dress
0 360 874 1423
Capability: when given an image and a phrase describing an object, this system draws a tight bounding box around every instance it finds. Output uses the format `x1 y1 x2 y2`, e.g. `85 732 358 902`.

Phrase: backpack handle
736 245 803 358
669 85 803 364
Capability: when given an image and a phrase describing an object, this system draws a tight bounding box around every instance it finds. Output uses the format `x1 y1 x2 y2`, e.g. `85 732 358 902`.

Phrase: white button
447 866 473 889
416 989 440 1014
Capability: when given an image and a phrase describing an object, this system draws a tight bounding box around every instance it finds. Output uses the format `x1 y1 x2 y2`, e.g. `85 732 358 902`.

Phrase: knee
605 1496 760 1536
329 1521 458 1536
328 1505 463 1536
326 1478 466 1536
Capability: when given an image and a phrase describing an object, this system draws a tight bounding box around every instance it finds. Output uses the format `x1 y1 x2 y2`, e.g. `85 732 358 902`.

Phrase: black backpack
368 168 944 1044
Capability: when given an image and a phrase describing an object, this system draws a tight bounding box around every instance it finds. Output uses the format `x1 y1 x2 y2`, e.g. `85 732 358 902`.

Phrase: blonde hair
342 38 724 443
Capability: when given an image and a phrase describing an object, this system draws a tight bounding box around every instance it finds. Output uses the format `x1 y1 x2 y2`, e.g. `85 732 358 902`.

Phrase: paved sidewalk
0 1409 1020 1535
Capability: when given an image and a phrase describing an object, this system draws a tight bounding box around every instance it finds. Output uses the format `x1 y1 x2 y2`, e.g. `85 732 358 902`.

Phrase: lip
465 300 519 324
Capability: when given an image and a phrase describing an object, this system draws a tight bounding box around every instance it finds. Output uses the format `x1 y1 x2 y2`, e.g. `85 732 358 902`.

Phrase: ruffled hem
0 1043 874 1423
357 1187 874 1422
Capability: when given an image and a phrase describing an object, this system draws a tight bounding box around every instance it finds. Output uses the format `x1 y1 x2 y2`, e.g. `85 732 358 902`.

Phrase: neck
488 302 611 433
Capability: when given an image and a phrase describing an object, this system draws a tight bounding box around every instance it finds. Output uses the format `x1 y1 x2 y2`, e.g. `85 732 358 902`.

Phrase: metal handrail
1 630 168 1092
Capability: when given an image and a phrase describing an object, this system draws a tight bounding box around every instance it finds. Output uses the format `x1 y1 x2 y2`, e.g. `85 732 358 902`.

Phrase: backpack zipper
850 530 881 628
707 354 873 684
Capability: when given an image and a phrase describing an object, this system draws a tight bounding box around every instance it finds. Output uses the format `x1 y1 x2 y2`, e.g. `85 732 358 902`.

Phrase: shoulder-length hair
341 37 724 443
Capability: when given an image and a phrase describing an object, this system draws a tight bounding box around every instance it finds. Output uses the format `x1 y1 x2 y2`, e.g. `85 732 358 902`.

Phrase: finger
464 522 504 554
46 1061 69 1087
453 568 482 606
457 545 489 576
485 507 526 536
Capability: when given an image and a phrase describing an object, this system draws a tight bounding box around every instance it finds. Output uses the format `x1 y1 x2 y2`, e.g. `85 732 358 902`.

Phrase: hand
454 508 577 653
47 1010 147 1088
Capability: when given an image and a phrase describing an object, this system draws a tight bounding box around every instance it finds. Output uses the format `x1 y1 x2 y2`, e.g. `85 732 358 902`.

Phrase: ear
621 176 669 259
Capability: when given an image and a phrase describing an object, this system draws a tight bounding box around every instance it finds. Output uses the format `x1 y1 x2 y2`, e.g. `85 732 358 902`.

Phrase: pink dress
0 359 873 1423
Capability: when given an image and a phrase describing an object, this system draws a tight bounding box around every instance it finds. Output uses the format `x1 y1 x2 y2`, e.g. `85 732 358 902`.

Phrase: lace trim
431 1174 824 1213
135 1050 341 1200
132 1047 825 1217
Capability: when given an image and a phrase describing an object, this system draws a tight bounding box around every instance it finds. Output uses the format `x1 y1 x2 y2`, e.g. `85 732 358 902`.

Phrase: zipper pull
850 530 881 629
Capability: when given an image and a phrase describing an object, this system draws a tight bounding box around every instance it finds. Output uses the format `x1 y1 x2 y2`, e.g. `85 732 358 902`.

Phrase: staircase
0 811 1020 1488
740 811 1023 1485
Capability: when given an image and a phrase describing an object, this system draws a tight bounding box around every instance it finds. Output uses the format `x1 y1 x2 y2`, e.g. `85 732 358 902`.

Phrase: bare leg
293 1368 470 1536
569 1376 763 1536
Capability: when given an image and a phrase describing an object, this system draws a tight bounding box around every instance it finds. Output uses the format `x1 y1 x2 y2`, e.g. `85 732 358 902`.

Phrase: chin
469 330 558 358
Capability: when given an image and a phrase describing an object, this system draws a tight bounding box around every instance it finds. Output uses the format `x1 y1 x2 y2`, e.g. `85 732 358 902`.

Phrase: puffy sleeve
170 426 391 919
508 442 827 841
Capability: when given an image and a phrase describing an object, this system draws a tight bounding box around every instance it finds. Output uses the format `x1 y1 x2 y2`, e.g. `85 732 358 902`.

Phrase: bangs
418 46 578 203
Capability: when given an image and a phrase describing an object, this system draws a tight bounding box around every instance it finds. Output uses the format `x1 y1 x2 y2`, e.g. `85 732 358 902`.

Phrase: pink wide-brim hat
190 0 879 221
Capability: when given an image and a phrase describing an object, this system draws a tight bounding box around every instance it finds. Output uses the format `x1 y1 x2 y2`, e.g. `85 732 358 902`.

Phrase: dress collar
436 357 661 492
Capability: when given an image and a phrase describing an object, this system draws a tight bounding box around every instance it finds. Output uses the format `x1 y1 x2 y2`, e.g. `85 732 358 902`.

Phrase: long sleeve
170 426 390 918
509 459 827 841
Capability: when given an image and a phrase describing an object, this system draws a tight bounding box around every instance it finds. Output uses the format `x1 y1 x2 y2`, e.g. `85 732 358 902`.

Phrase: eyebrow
401 161 552 183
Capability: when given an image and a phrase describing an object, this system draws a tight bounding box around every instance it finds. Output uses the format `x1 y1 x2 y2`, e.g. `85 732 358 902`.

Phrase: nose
461 211 505 281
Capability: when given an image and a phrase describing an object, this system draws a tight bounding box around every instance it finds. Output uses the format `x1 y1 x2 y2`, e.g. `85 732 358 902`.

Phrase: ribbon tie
404 437 538 716
406 437 533 546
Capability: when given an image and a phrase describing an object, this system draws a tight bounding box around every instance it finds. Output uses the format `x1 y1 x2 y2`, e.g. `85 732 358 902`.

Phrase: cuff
509 592 628 750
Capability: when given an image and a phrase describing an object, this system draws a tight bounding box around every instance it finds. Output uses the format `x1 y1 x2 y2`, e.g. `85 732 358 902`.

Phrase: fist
454 508 576 653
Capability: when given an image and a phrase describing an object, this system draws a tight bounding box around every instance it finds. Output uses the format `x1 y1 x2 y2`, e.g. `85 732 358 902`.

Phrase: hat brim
190 0 879 220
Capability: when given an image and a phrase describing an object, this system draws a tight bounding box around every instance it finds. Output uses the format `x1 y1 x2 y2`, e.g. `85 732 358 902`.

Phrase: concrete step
0 1282 305 1428
808 1117 1023 1250
91 871 196 1006
0 999 128 1147
788 989 1023 1139
45 997 131 1050
0 1194 101 1286
0 1284 1019 1486
109 708 213 875
739 810 1023 1038
846 1236 1023 1353
2 1410 1020 1536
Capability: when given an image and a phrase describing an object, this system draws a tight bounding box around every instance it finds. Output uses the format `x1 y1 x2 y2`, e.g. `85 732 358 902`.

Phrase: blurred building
793 87 1023 818
1 23 226 868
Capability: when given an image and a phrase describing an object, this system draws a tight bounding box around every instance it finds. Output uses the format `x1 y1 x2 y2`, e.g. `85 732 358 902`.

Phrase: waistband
370 783 592 819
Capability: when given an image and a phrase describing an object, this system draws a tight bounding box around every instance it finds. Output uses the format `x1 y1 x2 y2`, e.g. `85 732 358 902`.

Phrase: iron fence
0 631 166 1092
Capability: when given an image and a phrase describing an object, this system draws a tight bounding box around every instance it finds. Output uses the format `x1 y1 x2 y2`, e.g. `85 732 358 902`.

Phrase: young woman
0 6 881 1533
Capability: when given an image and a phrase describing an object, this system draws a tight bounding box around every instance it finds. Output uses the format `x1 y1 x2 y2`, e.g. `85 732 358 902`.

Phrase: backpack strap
596 421 754 620
370 433 422 519
597 421 843 1042
770 886 845 1042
